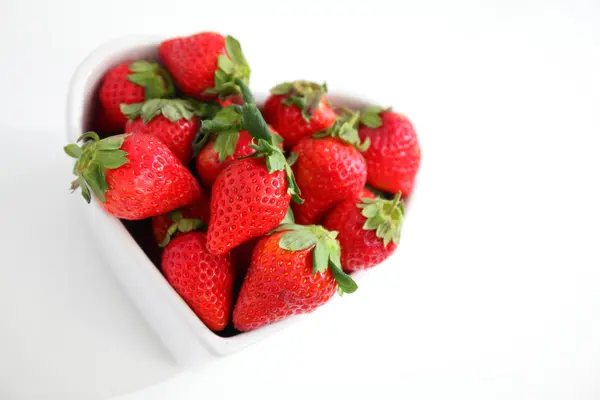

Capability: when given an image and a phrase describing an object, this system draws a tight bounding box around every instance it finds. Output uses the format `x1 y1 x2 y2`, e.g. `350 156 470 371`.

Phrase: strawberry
162 231 235 331
291 136 368 225
263 81 336 148
99 61 175 131
359 187 376 199
152 195 211 247
121 99 217 164
358 107 421 197
64 132 202 220
206 157 293 255
203 80 303 255
195 130 256 187
159 33 250 100
324 193 404 272
233 224 357 332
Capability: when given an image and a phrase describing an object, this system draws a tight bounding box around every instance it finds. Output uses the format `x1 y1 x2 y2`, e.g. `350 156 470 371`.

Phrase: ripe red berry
358 109 421 196
325 194 404 272
233 224 357 331
162 231 235 331
263 81 336 149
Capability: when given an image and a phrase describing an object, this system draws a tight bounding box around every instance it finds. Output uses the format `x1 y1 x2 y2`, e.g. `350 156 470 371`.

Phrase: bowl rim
66 34 383 357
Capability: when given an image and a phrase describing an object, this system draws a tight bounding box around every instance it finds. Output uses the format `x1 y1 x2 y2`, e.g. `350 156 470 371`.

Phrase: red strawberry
359 187 376 199
99 61 175 131
205 79 302 255
195 130 256 187
159 33 250 100
358 107 421 197
233 224 357 332
291 137 367 224
152 195 211 247
162 231 235 331
325 193 404 272
263 81 336 148
121 99 217 164
65 132 202 220
206 157 292 255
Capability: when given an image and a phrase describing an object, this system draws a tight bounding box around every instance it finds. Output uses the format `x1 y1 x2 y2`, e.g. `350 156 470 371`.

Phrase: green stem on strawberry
121 98 219 124
274 223 358 295
248 139 303 204
160 210 206 248
270 80 328 122
234 78 274 145
203 36 251 99
127 60 176 100
359 105 391 128
64 132 130 203
313 106 371 152
357 192 405 248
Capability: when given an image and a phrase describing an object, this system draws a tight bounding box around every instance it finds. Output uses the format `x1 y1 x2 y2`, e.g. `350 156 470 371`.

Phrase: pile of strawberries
65 32 421 333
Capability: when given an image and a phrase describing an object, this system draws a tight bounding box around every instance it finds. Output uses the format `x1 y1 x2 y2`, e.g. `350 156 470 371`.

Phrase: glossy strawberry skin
291 137 367 225
233 231 337 332
359 187 376 199
151 194 211 245
162 231 235 331
263 94 336 149
103 134 202 220
125 115 199 164
206 158 291 255
358 111 421 196
195 131 255 187
99 63 145 132
159 32 225 99
324 200 397 272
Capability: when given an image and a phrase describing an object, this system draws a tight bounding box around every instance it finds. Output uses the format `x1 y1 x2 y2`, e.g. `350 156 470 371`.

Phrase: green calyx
275 224 358 295
64 132 130 204
121 98 219 124
159 210 206 248
357 192 405 248
196 77 276 159
127 60 176 100
199 106 244 161
270 80 328 122
359 105 391 128
280 206 295 225
204 36 251 98
249 139 303 205
313 106 370 151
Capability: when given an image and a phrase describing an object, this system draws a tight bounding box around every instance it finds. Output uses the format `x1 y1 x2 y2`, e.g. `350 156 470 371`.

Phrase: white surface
1 0 599 399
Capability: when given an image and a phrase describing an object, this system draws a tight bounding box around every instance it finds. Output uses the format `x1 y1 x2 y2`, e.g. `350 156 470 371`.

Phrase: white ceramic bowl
66 36 386 366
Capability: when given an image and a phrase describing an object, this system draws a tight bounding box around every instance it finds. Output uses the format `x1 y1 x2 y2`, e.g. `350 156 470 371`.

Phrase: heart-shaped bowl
66 35 394 366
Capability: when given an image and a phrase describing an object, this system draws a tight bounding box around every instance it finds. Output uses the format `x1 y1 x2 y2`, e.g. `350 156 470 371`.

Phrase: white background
1 0 599 399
